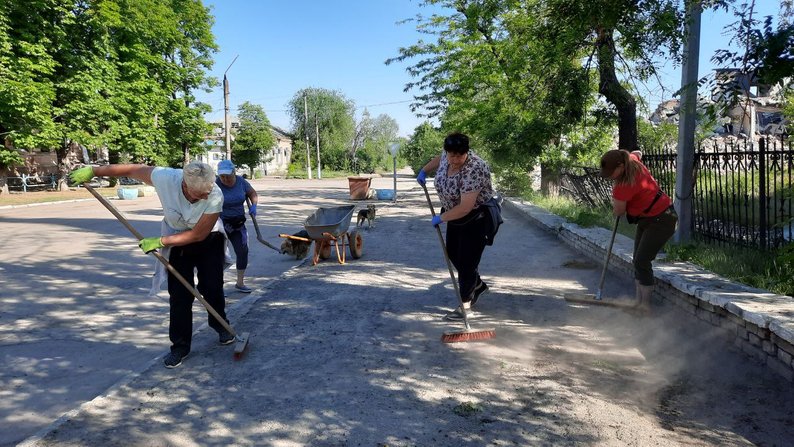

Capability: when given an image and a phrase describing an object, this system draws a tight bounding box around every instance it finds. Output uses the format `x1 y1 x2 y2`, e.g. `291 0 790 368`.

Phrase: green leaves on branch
0 0 218 167
233 102 275 176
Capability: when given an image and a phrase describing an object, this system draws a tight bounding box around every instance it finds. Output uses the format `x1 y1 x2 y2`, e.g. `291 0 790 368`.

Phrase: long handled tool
84 184 251 359
563 216 634 309
421 183 495 343
246 197 281 253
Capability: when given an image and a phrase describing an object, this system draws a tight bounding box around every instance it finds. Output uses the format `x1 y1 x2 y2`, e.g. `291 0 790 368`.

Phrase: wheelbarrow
279 205 363 265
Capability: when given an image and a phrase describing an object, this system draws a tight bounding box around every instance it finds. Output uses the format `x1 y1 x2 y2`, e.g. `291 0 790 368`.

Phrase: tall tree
159 0 218 166
232 101 275 177
403 121 443 174
392 0 682 160
356 113 399 173
286 88 356 171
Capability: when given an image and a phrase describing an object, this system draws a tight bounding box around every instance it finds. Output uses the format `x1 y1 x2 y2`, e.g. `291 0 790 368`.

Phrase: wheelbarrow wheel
348 229 363 259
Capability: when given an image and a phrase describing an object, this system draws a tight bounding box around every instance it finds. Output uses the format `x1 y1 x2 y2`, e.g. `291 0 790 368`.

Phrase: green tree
0 0 218 190
392 0 682 167
232 101 275 177
286 88 356 172
355 111 400 173
389 0 595 184
0 0 62 151
158 0 218 166
403 122 443 174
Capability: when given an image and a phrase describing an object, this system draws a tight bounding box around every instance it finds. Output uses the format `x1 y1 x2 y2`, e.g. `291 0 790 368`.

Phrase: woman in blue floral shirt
417 132 496 321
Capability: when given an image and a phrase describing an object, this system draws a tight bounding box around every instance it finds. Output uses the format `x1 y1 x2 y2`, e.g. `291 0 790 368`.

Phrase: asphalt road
3 175 794 446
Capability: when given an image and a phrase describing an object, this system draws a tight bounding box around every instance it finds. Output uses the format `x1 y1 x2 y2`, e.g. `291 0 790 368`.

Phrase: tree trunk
56 139 83 191
540 162 559 197
0 176 8 195
596 27 638 152
183 142 190 166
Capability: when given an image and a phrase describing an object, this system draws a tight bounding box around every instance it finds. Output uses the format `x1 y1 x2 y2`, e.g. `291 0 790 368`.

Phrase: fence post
759 137 767 249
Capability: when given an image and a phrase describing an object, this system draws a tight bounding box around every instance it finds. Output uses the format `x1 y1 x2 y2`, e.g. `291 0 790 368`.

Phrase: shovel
246 197 281 253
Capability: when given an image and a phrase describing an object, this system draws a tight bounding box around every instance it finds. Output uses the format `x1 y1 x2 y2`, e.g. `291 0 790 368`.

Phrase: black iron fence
561 136 794 250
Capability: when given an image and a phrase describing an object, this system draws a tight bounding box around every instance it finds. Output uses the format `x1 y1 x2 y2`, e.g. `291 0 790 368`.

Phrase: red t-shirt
612 153 671 217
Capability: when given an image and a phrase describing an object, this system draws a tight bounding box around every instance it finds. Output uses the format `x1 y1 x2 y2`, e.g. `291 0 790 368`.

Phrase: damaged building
649 69 789 139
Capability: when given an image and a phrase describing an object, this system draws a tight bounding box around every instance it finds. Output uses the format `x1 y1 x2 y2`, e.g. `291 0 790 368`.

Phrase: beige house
200 119 294 177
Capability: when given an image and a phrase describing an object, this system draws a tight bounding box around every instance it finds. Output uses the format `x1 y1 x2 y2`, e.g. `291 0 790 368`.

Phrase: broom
563 216 636 310
84 183 251 359
421 183 495 343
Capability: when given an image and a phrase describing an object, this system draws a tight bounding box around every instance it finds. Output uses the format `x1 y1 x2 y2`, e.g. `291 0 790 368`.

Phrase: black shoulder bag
625 190 662 224
483 195 504 245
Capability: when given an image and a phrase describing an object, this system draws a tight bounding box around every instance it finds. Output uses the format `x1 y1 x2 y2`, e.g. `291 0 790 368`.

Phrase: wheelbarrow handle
278 233 312 242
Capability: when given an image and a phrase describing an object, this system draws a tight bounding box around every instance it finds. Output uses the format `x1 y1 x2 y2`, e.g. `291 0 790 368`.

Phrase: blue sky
197 1 782 136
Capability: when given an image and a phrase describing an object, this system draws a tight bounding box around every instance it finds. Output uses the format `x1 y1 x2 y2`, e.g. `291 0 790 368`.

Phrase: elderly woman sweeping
69 162 233 368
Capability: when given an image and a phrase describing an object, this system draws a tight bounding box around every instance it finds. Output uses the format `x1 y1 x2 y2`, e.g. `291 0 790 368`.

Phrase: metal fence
561 136 794 250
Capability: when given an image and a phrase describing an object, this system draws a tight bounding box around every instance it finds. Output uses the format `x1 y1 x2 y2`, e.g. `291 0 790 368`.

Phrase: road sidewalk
14 177 794 447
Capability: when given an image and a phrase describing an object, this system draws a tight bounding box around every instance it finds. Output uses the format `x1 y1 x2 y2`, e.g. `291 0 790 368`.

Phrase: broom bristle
441 328 496 343
233 332 251 360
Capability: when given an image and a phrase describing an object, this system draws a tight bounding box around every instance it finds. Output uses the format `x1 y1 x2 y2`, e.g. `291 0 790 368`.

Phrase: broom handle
84 184 237 337
246 197 280 252
596 216 620 299
421 183 472 331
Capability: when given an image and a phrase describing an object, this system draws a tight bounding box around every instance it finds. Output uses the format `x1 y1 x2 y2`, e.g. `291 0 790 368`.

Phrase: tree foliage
232 101 275 176
403 121 443 174
0 0 217 180
391 0 683 176
354 110 400 173
286 88 356 172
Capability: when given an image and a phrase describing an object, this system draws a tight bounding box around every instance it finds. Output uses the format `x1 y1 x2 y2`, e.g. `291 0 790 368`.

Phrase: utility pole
303 94 312 179
315 111 321 179
223 55 239 161
674 1 701 244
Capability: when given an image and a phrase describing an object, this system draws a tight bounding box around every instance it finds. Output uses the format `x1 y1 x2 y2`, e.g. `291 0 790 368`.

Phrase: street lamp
388 142 400 202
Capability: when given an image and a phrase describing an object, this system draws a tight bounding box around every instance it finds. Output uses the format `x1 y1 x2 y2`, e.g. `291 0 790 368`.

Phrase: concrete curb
504 197 794 382
0 198 98 210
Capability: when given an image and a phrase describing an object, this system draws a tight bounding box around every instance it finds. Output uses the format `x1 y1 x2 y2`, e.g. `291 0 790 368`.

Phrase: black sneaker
219 330 235 345
164 351 188 369
471 280 490 307
443 306 474 321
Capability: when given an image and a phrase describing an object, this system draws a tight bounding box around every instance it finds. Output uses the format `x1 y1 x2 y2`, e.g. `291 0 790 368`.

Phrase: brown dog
356 204 376 229
280 230 311 259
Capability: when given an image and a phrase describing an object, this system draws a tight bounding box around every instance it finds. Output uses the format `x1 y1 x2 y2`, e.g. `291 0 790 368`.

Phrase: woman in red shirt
600 149 677 314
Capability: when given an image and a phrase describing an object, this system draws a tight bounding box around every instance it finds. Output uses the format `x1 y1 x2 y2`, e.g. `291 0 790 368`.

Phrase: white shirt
150 167 223 232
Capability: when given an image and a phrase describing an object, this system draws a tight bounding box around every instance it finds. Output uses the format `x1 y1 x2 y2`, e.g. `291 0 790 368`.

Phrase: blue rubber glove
416 169 427 186
249 203 257 217
431 215 443 227
69 166 94 184
138 237 164 254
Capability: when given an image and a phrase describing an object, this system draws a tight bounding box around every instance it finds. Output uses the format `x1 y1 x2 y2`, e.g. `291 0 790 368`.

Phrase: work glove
138 236 164 254
431 215 443 227
416 169 427 186
249 203 257 217
69 166 94 184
